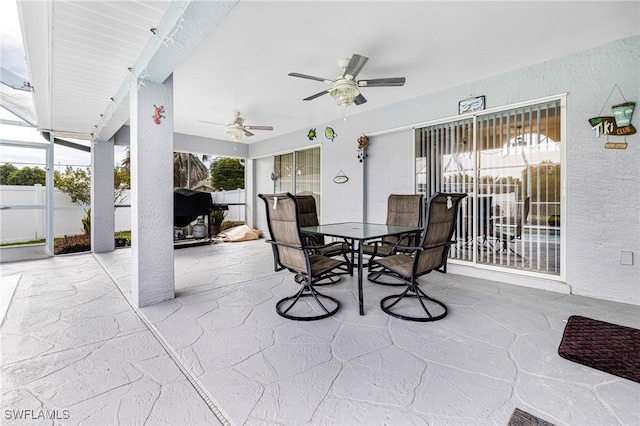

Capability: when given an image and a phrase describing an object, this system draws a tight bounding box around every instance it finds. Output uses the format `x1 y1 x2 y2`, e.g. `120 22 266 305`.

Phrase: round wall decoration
333 170 349 184
325 126 337 141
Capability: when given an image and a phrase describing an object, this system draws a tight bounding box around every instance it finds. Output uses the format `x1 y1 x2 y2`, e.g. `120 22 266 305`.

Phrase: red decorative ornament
153 104 165 124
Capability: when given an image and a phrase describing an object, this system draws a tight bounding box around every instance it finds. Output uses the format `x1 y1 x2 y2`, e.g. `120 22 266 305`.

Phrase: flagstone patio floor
2 239 639 425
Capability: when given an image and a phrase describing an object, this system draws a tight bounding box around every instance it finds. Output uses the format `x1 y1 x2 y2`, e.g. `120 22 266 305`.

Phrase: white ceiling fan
288 54 406 109
199 111 273 141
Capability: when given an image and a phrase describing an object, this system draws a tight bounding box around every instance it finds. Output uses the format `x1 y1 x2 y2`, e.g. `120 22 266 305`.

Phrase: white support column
130 74 175 307
91 138 115 253
245 158 255 227
45 134 54 255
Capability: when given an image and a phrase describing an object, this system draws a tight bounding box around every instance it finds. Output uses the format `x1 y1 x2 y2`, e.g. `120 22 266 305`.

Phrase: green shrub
54 231 132 254
54 234 91 254
82 209 91 235
114 231 131 247
210 207 228 226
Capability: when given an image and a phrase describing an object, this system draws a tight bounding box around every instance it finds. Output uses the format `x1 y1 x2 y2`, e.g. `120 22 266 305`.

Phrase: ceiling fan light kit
225 125 245 141
330 80 360 107
198 111 273 142
289 53 406 114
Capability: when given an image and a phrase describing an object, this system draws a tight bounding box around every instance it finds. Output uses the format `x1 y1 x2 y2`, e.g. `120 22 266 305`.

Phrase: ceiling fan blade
343 54 369 79
243 129 255 137
303 90 330 101
198 120 226 126
358 77 406 87
354 94 367 105
233 116 245 126
246 125 273 131
288 72 331 83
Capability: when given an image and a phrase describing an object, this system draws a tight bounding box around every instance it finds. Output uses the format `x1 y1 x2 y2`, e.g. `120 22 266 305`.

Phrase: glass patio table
301 222 422 315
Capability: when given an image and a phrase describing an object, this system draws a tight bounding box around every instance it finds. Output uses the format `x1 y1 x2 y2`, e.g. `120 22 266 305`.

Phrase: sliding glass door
416 97 563 276
273 146 321 217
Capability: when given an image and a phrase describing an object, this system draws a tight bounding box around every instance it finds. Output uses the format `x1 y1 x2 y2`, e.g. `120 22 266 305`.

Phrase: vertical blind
274 146 321 217
273 153 294 193
416 100 562 276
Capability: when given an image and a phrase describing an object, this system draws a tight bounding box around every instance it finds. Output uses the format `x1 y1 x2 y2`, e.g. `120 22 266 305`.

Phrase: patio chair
491 197 530 258
363 194 423 256
364 194 423 282
259 192 351 320
368 192 467 322
294 195 351 260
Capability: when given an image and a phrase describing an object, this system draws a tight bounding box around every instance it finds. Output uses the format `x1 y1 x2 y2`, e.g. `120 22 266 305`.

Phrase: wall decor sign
333 170 348 184
153 104 165 124
588 106 636 137
588 115 636 135
459 95 485 115
589 106 636 149
589 85 636 150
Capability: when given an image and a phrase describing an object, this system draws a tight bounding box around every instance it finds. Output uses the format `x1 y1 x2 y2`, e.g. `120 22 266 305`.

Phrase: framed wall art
459 95 485 115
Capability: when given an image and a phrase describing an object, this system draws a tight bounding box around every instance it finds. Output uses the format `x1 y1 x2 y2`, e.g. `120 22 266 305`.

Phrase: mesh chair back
259 193 307 273
294 195 319 227
384 194 423 243
415 193 467 274
294 195 324 246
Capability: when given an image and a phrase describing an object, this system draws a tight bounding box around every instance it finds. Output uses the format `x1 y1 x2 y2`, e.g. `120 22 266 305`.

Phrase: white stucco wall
363 129 416 223
251 156 274 234
248 36 640 306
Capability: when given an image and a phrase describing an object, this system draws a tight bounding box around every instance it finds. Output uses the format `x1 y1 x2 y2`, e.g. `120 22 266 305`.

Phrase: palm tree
173 152 209 189
121 149 209 189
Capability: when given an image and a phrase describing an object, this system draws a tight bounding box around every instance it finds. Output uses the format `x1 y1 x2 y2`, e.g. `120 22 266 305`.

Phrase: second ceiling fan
288 53 406 109
199 111 273 141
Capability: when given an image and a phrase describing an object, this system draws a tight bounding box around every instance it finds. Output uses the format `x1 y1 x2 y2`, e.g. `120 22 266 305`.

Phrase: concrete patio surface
2 239 639 425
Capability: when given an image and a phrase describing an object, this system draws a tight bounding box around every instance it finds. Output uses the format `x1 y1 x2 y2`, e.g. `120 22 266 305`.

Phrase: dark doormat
558 315 640 383
508 408 555 426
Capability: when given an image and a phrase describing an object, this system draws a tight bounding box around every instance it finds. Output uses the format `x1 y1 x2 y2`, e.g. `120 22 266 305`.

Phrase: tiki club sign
589 101 635 150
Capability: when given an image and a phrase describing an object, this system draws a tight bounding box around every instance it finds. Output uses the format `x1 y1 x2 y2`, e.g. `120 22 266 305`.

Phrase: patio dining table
301 222 422 315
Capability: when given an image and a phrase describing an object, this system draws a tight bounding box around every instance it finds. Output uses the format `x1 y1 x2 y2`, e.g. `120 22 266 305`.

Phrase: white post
45 137 54 255
91 138 115 252
130 74 175 307
34 184 43 240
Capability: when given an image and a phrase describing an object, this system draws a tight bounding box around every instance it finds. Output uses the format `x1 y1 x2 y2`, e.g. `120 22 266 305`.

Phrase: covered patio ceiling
17 1 640 146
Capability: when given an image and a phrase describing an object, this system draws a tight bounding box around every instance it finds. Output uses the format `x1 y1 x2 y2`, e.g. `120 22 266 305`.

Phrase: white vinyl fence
1 185 245 244
1 184 91 244
210 188 245 222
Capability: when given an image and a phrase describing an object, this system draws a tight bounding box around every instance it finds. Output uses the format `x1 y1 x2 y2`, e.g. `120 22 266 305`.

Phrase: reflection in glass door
416 98 563 276
274 147 321 216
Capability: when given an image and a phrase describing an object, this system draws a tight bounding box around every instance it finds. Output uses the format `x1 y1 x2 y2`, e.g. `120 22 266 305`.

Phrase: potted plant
209 206 228 236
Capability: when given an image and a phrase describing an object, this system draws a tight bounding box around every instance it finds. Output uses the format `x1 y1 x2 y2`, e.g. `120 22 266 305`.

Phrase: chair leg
298 273 342 286
276 283 340 321
367 268 405 286
495 238 526 260
380 282 448 322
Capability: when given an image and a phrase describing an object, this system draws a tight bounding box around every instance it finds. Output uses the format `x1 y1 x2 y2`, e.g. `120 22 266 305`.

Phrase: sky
0 0 27 79
0 1 127 170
